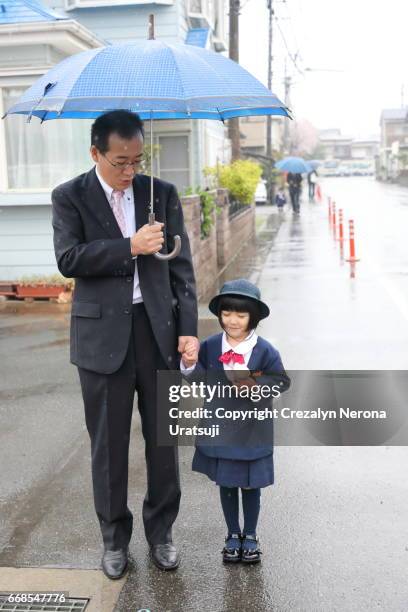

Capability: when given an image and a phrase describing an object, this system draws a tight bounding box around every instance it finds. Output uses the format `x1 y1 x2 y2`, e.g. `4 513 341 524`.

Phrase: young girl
181 279 290 564
275 187 287 212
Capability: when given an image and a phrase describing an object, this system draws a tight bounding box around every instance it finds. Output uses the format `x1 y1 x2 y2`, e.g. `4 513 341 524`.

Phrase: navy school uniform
189 332 290 488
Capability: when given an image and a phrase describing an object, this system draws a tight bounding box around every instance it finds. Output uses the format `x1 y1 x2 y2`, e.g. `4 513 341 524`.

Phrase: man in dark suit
52 110 199 578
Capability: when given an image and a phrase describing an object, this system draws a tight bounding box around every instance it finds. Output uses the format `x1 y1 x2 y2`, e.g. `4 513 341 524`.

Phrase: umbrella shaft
150 116 154 216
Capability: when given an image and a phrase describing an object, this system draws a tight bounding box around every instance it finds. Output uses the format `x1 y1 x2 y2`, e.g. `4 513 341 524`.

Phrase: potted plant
15 274 74 300
0 282 16 297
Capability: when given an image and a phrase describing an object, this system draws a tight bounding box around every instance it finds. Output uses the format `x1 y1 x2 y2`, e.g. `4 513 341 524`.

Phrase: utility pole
228 0 241 160
266 0 274 203
283 59 291 154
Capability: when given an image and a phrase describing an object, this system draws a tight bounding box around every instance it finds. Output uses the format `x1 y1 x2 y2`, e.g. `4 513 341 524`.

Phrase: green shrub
181 186 218 239
204 160 262 205
199 189 217 239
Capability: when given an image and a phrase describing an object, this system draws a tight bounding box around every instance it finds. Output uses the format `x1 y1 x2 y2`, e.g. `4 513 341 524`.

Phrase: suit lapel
81 169 151 237
81 167 123 239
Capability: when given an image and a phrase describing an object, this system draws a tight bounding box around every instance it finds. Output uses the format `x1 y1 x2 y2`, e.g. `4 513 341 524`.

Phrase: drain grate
0 594 89 612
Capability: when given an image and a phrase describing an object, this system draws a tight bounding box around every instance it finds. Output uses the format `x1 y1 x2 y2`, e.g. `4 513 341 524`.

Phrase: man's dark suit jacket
51 167 198 375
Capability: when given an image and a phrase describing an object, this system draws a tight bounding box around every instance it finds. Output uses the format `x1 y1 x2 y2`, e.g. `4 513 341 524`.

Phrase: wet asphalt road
0 177 407 611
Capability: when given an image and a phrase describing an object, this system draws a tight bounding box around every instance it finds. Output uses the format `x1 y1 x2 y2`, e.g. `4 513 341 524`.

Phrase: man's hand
178 336 199 368
130 222 164 256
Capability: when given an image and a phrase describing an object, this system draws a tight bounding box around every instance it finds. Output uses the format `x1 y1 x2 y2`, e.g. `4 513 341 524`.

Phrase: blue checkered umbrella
4 40 290 121
4 38 290 260
275 157 312 174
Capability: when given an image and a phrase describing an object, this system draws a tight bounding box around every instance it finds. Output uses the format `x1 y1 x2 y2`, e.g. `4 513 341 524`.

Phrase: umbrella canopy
4 40 290 122
3 34 290 261
308 160 322 169
275 157 312 174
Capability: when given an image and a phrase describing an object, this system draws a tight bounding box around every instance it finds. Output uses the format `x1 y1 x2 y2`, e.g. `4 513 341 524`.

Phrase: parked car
255 179 267 205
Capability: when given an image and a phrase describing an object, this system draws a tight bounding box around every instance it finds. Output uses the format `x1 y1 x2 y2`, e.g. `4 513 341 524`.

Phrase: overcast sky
240 0 408 138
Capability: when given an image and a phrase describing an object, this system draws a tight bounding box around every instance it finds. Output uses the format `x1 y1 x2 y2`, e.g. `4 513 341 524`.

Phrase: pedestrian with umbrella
287 172 303 214
275 157 312 215
54 109 199 577
3 17 290 577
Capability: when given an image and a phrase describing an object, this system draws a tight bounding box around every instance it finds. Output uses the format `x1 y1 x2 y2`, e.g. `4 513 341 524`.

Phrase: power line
282 0 302 61
274 16 303 75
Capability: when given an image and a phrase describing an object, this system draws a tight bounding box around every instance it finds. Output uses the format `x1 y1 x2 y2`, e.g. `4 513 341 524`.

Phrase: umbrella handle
149 213 181 261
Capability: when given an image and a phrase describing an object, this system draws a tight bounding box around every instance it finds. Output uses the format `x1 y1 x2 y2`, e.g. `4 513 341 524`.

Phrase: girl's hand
181 342 198 368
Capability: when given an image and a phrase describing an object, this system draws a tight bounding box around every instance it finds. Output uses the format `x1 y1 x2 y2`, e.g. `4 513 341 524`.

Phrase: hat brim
209 291 270 319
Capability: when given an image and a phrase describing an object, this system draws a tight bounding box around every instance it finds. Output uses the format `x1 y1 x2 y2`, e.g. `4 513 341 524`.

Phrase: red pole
337 208 344 242
346 219 360 262
328 197 332 224
332 203 336 238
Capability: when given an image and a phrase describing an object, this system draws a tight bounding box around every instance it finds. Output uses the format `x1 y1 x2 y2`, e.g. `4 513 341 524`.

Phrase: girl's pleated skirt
192 448 274 488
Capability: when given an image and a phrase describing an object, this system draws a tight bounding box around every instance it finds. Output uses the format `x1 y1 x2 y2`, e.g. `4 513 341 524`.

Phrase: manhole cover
0 593 89 611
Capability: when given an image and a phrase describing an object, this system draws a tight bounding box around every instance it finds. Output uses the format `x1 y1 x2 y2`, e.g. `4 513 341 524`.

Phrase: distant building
351 138 380 160
240 115 283 158
378 108 408 180
0 0 103 280
318 129 353 160
316 129 379 177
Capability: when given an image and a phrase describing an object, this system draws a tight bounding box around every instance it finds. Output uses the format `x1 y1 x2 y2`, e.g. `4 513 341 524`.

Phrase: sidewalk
0 195 407 611
252 198 408 369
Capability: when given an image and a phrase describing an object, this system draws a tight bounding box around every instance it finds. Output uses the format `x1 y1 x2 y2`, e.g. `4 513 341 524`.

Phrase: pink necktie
111 190 127 236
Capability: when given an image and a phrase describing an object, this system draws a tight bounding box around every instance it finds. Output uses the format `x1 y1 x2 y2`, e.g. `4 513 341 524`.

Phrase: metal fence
228 200 251 218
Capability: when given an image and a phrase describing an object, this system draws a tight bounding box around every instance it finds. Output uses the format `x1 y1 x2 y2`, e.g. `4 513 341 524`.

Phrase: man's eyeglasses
102 153 145 171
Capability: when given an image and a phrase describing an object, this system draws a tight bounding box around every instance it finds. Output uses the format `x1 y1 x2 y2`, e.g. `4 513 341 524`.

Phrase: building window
156 135 190 193
188 0 216 28
3 88 92 190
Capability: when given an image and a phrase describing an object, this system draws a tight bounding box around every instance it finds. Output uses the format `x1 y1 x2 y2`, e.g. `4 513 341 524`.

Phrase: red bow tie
218 349 245 365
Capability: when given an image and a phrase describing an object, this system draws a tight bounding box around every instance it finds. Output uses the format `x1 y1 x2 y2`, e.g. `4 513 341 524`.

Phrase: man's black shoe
150 543 180 571
102 548 128 580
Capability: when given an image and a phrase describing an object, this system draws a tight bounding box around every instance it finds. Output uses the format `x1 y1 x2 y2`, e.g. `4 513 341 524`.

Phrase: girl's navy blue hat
209 279 270 320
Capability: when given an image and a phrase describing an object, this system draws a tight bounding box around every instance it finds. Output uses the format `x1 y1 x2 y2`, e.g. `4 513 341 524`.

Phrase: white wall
0 205 58 280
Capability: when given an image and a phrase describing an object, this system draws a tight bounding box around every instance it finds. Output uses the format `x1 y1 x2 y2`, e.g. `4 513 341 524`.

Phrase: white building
0 0 229 280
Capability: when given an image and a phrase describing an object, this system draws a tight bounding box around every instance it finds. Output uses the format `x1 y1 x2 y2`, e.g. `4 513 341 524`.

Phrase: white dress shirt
180 330 258 373
221 330 258 370
95 167 143 304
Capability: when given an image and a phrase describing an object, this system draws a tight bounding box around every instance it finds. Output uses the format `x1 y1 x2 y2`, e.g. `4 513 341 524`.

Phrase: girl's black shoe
222 533 242 563
241 534 262 564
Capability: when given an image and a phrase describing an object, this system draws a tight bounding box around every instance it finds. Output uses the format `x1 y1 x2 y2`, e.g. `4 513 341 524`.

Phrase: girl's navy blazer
189 332 290 461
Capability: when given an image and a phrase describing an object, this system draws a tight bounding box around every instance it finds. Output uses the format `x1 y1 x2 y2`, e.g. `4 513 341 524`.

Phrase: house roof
351 137 380 145
380 108 408 122
0 0 66 25
319 134 353 143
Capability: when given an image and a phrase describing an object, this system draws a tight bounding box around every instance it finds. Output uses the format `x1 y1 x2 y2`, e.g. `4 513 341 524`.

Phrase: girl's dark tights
219 486 261 535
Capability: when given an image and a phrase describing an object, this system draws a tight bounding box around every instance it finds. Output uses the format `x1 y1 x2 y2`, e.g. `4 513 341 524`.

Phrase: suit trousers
77 303 181 550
